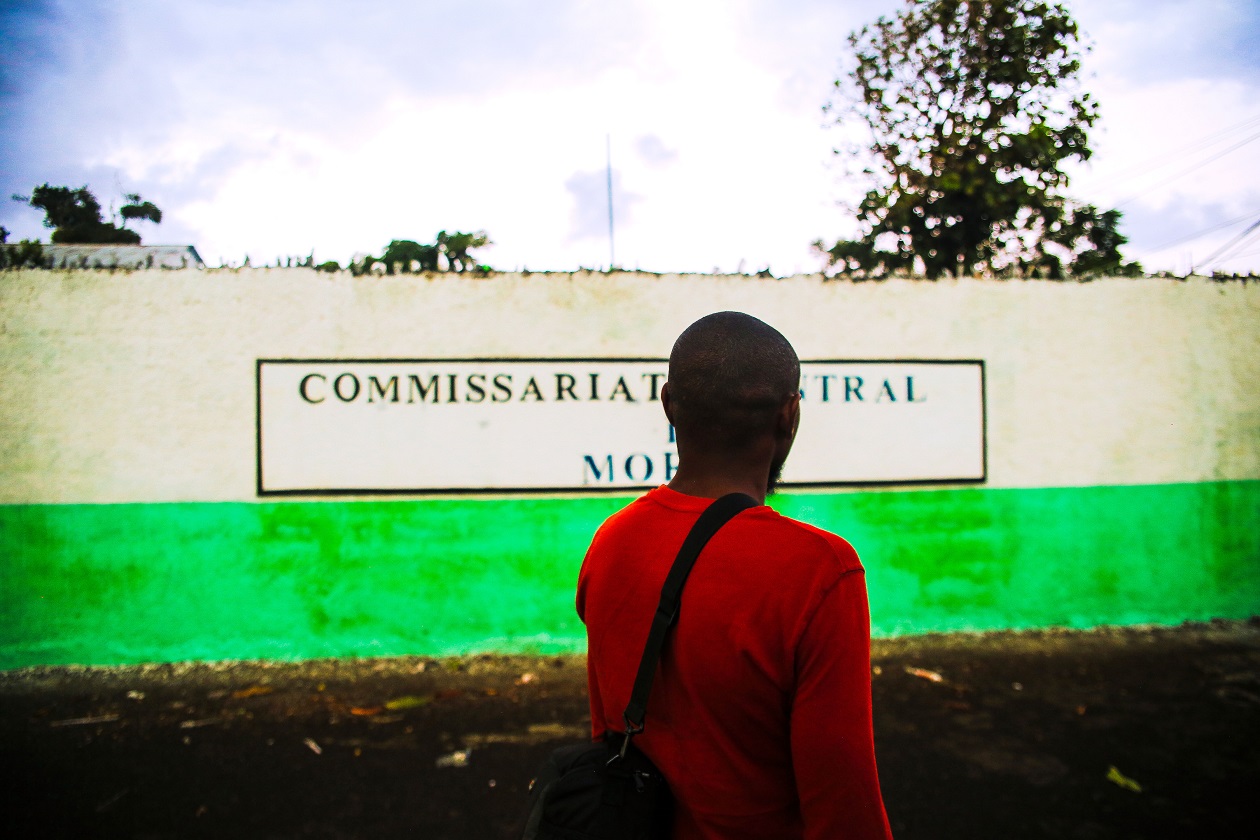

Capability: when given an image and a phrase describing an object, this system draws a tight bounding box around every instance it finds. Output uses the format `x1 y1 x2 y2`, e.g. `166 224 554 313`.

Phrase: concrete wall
2 269 1257 667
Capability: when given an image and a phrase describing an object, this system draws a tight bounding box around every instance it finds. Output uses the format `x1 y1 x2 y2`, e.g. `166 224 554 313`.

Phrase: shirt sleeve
575 539 605 739
791 568 893 840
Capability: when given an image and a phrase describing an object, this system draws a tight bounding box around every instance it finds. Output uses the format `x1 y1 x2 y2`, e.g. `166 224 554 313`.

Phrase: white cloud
565 168 640 246
635 134 678 167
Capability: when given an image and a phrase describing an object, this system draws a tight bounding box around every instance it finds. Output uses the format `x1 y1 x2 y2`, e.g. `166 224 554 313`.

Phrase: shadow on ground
3 621 1258 839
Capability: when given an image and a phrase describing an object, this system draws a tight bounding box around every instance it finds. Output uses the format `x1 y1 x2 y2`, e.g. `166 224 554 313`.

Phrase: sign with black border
256 358 986 495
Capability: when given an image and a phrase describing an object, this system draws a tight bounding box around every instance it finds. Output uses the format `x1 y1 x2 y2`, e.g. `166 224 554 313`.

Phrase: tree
817 0 1140 279
380 239 440 273
349 232 493 276
119 193 163 229
3 239 47 268
437 230 491 273
13 184 161 245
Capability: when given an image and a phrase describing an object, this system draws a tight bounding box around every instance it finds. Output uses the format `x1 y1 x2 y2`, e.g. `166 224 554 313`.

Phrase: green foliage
119 193 163 226
315 260 341 273
818 0 1139 279
0 225 8 245
436 230 491 273
351 231 492 276
1035 204 1143 278
6 240 48 268
14 184 158 245
381 239 440 273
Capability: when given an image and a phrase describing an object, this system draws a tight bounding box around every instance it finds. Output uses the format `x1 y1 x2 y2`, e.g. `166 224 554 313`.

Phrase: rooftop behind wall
0 244 204 270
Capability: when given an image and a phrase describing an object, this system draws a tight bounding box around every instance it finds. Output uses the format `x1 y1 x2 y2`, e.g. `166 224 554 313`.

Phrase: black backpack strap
621 492 759 736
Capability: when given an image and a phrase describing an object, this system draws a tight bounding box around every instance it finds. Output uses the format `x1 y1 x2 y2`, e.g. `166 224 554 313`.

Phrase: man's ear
775 393 801 440
661 382 676 426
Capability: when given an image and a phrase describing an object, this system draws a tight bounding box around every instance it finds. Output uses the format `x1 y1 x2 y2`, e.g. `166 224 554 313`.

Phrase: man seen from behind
577 311 892 839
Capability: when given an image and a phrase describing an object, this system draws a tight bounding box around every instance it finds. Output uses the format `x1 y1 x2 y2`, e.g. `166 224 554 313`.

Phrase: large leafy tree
817 0 1140 279
14 184 162 245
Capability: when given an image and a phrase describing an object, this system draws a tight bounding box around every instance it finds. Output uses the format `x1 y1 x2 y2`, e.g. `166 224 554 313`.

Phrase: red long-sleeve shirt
577 486 892 840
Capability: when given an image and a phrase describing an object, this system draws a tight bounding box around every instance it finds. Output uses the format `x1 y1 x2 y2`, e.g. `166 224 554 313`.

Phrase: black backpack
521 494 757 840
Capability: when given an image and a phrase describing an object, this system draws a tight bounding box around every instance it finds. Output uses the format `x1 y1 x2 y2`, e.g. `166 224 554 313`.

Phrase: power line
1145 207 1260 253
1199 217 1260 270
1087 112 1260 191
1115 129 1260 208
1216 245 1260 263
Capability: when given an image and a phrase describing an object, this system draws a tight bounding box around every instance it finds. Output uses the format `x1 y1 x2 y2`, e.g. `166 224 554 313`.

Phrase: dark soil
2 621 1257 839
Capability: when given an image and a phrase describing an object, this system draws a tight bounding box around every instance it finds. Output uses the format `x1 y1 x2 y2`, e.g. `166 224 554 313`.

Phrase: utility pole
606 134 615 270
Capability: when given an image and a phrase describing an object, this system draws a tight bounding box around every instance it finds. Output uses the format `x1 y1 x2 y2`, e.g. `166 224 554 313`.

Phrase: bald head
666 312 800 453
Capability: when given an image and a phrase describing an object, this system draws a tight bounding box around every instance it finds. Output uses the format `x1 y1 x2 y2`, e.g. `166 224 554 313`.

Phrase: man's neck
666 461 768 505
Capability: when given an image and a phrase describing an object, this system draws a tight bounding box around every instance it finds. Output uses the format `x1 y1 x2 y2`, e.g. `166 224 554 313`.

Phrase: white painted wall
1 269 1257 503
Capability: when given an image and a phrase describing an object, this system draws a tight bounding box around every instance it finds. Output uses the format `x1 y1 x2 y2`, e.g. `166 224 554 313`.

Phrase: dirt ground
2 620 1258 839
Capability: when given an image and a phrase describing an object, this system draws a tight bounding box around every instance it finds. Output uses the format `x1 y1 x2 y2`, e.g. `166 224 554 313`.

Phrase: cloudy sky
2 0 1258 274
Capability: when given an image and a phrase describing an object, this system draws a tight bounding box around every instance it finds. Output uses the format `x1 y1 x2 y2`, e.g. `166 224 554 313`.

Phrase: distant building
2 244 205 270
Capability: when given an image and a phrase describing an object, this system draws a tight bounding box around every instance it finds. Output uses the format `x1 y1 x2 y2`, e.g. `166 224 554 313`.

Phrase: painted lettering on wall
257 359 985 494
296 370 666 405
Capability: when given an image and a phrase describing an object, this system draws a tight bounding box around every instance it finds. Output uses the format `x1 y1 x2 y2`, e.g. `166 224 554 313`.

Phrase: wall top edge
1 267 1254 286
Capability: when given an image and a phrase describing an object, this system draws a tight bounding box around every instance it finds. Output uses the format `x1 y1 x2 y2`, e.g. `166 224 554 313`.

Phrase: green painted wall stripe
2 481 1258 669
774 481 1259 635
